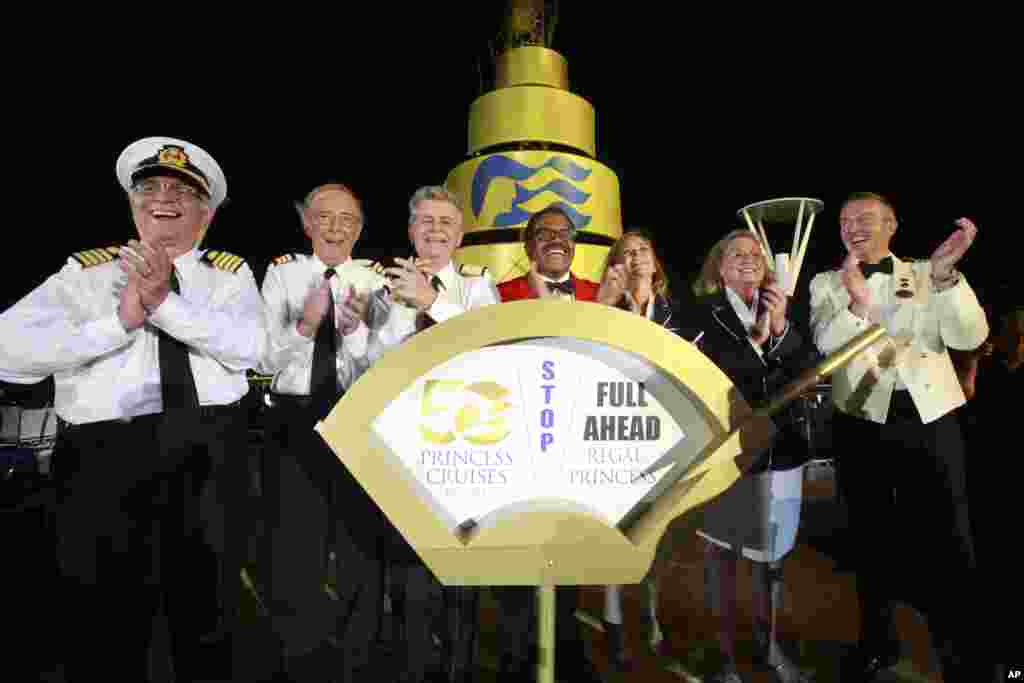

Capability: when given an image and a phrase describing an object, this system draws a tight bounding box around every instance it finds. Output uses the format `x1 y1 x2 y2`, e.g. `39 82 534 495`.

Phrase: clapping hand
930 217 978 279
337 285 369 336
597 264 629 306
840 252 873 318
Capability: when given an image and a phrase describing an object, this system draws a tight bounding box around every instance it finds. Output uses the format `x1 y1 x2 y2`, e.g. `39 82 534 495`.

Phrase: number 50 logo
419 379 514 446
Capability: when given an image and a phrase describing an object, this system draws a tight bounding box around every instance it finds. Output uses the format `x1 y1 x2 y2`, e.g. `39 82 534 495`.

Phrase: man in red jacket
497 206 614 303
495 205 618 682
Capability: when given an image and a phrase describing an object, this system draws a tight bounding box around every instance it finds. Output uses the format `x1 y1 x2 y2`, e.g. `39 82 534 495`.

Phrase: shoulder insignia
458 263 489 277
71 246 120 268
272 253 297 266
353 259 387 275
201 250 246 274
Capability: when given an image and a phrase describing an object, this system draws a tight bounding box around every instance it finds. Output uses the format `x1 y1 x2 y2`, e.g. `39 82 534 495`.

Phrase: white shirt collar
313 253 351 275
539 271 571 284
724 286 760 332
435 261 457 288
173 248 202 277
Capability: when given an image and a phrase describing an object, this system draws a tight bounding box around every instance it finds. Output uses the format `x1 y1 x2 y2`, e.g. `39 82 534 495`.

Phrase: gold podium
315 302 883 681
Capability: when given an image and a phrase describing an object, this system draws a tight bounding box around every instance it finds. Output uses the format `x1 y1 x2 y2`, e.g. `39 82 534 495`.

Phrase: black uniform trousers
262 396 385 680
53 403 246 682
832 389 981 674
386 562 479 683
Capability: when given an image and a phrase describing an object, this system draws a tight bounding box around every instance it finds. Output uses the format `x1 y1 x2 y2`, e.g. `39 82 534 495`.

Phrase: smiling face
526 211 576 279
303 187 363 266
409 198 463 268
839 198 897 263
129 172 213 258
718 235 766 291
616 234 656 285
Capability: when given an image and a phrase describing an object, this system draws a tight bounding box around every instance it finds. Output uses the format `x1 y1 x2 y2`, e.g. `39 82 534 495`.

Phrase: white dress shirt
260 253 406 396
0 248 267 424
724 286 764 358
425 261 501 323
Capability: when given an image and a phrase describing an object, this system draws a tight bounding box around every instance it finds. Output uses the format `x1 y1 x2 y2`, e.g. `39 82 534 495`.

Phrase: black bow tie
859 257 893 278
547 280 575 296
430 275 445 292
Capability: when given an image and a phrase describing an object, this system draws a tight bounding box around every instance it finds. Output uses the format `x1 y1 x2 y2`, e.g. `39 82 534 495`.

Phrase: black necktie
159 269 199 413
416 276 444 332
547 279 575 296
859 256 894 278
311 268 339 419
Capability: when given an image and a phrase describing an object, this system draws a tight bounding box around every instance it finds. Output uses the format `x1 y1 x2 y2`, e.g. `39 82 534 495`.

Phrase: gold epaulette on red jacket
71 246 120 268
457 263 488 277
201 250 245 274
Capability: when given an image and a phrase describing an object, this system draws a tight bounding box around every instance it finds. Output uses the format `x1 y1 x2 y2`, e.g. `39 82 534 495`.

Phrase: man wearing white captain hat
0 136 266 681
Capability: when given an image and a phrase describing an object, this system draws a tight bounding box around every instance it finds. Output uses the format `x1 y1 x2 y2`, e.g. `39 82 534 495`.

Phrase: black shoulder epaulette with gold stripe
71 246 120 268
458 263 488 277
201 250 246 274
272 253 297 266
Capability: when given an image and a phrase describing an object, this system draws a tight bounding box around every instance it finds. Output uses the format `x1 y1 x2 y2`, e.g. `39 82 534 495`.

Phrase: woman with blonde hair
682 228 815 683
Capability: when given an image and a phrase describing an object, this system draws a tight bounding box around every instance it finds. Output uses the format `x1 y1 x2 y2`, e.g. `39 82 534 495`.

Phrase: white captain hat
116 136 227 209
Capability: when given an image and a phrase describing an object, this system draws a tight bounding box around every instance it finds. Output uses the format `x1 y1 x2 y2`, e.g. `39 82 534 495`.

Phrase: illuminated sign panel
372 338 712 531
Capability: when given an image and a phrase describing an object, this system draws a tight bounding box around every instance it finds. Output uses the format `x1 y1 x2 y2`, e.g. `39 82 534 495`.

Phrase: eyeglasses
131 179 202 201
313 212 362 229
533 227 577 242
723 247 763 263
413 214 458 229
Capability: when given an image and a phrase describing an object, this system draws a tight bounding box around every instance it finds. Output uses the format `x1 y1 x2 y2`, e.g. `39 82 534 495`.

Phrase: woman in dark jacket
680 229 815 683
599 231 679 670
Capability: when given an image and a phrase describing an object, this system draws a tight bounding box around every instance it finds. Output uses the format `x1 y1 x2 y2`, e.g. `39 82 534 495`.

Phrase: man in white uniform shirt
0 136 266 681
809 192 989 681
386 185 499 328
259 182 405 682
383 185 499 683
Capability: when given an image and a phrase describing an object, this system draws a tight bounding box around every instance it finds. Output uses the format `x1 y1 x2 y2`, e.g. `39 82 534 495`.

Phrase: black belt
269 392 344 408
269 393 315 408
57 400 242 434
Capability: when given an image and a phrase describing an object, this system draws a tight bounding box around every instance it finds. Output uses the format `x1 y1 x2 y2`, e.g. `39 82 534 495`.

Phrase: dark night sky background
3 7 1015 316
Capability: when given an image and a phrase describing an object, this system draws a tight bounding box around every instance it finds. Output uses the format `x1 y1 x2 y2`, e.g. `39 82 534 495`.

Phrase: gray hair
294 182 364 226
408 185 463 224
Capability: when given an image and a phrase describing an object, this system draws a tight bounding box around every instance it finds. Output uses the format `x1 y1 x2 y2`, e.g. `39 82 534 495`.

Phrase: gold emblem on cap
157 145 189 169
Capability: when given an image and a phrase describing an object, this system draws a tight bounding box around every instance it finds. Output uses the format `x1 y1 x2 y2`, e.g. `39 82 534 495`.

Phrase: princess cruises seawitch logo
471 154 592 229
418 379 515 446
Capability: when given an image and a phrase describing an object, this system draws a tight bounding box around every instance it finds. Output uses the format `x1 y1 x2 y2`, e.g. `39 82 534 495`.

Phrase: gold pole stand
536 585 556 683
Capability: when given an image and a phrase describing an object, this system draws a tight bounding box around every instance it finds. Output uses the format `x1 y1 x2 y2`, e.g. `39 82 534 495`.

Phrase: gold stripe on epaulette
202 250 245 274
72 247 119 268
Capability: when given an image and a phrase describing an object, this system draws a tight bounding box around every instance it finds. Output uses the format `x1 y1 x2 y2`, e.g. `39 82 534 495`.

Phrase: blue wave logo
471 155 593 229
